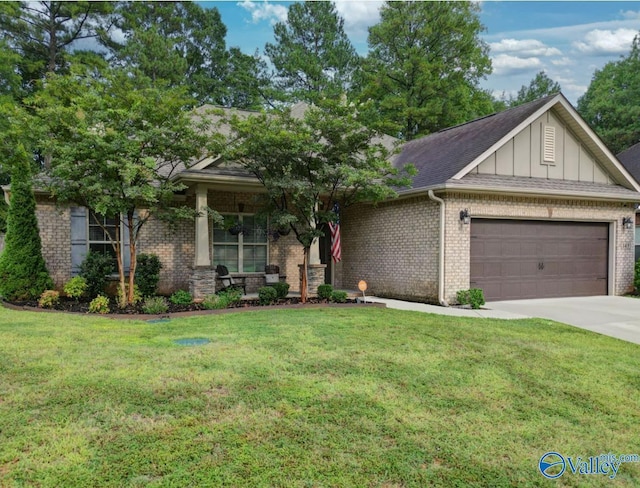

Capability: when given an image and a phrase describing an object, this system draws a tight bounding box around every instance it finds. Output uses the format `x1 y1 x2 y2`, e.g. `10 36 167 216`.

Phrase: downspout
428 190 448 306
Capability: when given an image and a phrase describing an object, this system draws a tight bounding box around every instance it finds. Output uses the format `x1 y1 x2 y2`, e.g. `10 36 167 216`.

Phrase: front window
213 214 268 272
88 212 119 264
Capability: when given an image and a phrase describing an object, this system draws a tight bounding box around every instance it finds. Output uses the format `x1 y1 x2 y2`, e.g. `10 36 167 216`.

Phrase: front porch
187 185 329 299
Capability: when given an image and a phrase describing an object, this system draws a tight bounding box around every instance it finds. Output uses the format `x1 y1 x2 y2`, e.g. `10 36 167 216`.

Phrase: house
617 141 640 261
4 93 640 303
336 93 640 303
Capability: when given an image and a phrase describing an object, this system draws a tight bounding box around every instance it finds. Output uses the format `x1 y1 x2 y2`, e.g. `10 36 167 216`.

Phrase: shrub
63 276 87 300
116 284 142 308
272 281 290 299
136 254 163 297
170 289 193 305
258 286 278 305
456 288 485 309
635 259 640 293
0 154 53 301
38 290 60 309
218 287 242 306
88 295 110 314
317 284 333 300
202 293 227 310
142 296 169 314
80 251 115 298
330 290 348 303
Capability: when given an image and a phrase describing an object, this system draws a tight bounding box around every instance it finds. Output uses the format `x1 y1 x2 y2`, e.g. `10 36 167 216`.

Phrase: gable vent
543 125 555 163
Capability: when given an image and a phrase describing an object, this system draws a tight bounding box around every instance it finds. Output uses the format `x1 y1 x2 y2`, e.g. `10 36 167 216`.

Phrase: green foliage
80 252 115 299
317 284 333 300
63 276 87 300
634 259 640 293
169 289 193 305
219 287 242 306
0 151 53 301
136 254 163 297
272 282 290 299
509 71 561 107
202 288 243 310
358 1 493 139
88 295 110 314
32 66 211 306
265 1 359 103
142 296 169 314
258 286 278 306
116 284 142 308
214 100 414 302
456 288 486 310
578 35 640 153
202 294 227 310
0 1 113 94
330 290 348 303
38 290 60 309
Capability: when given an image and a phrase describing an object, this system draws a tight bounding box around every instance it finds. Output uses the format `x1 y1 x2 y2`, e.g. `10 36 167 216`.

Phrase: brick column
299 263 327 296
190 266 216 299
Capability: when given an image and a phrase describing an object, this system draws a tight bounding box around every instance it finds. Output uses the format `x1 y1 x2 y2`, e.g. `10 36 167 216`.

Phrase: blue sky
203 1 640 105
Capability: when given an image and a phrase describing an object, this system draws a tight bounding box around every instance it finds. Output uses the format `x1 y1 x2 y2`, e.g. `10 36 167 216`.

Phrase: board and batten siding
472 108 614 184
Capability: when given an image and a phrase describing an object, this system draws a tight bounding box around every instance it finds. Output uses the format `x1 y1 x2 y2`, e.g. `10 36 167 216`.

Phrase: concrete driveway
486 296 640 345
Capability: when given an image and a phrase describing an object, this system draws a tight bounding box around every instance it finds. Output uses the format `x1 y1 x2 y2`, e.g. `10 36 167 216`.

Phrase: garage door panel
470 220 609 301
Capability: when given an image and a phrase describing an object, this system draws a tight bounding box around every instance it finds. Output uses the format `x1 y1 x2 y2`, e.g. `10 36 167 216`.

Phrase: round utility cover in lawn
174 338 210 346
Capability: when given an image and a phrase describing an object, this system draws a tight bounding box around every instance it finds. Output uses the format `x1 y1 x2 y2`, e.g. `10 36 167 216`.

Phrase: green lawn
1 305 639 487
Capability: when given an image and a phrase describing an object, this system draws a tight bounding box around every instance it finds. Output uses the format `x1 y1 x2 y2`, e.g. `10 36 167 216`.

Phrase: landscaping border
1 300 386 321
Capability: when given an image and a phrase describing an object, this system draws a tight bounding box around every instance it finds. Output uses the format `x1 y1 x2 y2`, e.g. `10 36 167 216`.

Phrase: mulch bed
2 296 382 320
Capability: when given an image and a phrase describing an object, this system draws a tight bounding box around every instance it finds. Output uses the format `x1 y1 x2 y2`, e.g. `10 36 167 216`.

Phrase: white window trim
87 211 123 254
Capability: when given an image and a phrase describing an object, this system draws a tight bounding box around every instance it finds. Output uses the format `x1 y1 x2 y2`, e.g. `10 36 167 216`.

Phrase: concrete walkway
365 295 640 346
365 296 528 319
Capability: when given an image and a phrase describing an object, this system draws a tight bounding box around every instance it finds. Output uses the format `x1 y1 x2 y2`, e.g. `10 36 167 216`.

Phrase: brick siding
338 196 440 302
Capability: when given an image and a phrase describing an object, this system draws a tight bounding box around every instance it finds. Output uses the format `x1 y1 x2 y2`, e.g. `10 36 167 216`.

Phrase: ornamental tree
0 143 53 301
212 100 414 302
31 65 213 306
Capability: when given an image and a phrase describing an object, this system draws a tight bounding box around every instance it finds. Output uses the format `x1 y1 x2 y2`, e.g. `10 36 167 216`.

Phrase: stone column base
299 263 327 296
190 266 216 299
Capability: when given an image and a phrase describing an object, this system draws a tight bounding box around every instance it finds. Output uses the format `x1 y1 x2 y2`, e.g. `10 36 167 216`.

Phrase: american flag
329 203 341 263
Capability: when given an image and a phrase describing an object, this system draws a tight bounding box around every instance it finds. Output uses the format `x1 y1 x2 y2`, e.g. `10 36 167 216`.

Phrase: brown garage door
470 219 608 301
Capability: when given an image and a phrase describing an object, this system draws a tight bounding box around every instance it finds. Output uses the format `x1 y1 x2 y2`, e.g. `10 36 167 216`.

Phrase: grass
1 305 639 487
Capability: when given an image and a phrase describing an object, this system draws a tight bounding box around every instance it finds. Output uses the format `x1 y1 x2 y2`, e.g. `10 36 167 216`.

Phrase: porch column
194 185 210 266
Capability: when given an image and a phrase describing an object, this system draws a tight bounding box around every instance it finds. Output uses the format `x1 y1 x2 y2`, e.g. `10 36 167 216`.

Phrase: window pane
243 215 268 244
89 225 106 241
215 245 238 272
213 216 239 243
243 245 267 273
89 243 117 269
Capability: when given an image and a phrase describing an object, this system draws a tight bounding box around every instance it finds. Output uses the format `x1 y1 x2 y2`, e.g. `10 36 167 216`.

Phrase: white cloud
237 1 288 25
573 28 638 55
334 0 383 42
489 38 562 57
551 57 574 67
491 54 542 75
620 10 640 20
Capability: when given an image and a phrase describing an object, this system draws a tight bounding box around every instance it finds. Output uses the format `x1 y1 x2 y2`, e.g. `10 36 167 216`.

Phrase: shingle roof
618 142 640 184
393 94 558 189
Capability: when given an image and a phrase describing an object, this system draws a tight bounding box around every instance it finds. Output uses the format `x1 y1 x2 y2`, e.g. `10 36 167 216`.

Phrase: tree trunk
127 213 137 304
300 246 309 303
115 225 127 308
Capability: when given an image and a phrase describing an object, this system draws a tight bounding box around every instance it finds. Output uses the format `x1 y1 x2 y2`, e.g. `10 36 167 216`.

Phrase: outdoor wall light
459 208 470 225
623 216 633 230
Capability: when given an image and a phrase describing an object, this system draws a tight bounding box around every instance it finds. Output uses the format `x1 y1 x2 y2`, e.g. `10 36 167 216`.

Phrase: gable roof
394 93 640 194
618 142 640 184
